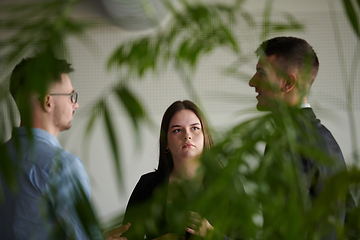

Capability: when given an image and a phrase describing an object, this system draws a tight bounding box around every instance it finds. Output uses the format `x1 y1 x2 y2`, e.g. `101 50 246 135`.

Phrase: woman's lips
182 143 195 148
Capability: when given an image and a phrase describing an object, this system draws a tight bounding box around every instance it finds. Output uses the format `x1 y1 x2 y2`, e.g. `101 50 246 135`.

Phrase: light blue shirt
0 127 102 239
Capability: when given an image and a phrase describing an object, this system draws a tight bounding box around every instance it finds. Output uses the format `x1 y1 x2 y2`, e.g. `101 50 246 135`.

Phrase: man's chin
60 123 72 132
256 103 272 111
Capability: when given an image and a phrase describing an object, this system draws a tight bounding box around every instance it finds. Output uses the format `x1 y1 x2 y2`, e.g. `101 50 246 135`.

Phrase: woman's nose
184 132 191 140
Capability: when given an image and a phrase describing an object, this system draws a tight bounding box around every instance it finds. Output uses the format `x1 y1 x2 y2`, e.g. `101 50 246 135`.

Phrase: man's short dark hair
10 54 74 109
256 36 319 85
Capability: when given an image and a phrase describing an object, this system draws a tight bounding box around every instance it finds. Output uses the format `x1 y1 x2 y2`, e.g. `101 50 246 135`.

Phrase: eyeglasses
49 92 78 103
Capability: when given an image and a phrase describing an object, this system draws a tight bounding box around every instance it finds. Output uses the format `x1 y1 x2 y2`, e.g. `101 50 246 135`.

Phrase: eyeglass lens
71 92 78 103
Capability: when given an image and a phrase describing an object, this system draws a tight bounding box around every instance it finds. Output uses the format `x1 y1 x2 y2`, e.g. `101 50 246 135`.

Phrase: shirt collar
300 103 311 108
13 127 62 148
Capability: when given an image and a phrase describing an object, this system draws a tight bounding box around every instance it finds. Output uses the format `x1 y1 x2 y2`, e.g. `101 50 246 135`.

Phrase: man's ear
282 73 297 92
43 95 52 112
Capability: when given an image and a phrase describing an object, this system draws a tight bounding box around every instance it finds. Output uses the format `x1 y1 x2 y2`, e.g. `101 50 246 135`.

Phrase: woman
122 100 216 240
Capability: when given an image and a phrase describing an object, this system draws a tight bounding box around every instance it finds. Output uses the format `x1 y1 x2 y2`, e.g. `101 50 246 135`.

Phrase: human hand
186 212 214 238
152 233 184 240
104 222 131 240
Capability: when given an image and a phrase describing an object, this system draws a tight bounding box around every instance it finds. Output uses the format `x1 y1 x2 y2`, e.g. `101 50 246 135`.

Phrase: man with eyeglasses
0 55 108 239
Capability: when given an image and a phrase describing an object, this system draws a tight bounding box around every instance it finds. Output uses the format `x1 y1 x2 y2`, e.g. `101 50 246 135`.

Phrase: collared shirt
300 102 311 108
0 127 102 239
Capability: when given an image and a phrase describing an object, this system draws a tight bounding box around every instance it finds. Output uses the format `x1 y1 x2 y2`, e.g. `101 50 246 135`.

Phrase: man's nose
249 75 257 87
73 102 79 109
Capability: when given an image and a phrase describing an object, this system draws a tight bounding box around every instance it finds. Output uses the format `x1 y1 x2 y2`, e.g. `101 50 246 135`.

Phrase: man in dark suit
248 36 346 239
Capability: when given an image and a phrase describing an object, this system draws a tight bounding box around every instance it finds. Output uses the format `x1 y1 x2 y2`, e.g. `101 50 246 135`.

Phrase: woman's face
167 109 204 163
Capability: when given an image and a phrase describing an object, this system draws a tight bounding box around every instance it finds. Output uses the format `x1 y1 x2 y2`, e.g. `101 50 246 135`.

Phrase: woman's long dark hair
157 100 214 176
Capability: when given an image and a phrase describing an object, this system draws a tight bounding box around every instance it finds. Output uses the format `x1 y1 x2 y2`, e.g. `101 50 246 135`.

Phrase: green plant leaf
83 98 123 189
83 100 103 143
342 0 360 37
114 85 147 134
240 11 256 27
220 23 240 53
101 99 122 188
261 0 274 41
73 177 102 240
270 13 304 33
185 3 211 27
107 45 126 70
0 144 17 201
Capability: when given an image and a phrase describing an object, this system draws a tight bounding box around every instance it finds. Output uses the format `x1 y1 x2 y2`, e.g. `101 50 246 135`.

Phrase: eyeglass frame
49 92 78 103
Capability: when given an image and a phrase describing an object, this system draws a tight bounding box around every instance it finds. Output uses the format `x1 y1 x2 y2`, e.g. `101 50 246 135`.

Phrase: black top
122 169 220 240
123 171 195 239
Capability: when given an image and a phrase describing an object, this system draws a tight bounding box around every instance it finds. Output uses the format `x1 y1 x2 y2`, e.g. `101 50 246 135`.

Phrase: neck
20 106 60 138
301 96 308 104
20 120 59 138
282 94 308 108
170 157 202 181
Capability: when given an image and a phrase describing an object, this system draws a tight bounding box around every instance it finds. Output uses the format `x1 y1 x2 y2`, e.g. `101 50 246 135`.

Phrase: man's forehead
257 55 279 70
50 74 73 90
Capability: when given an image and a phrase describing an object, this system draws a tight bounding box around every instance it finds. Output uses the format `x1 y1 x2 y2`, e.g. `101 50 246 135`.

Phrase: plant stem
328 0 359 164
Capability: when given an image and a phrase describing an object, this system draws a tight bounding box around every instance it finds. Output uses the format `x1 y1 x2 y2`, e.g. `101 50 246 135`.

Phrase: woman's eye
192 127 200 131
173 129 181 133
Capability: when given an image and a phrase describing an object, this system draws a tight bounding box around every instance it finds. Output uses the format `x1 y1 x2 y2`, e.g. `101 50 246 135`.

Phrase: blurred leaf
73 177 102 240
342 0 360 38
83 100 103 142
107 37 159 77
240 11 256 28
114 85 147 132
101 99 123 188
261 0 273 41
270 13 304 32
107 0 246 78
182 1 211 27
82 98 123 189
178 40 190 60
220 23 240 53
107 45 126 70
0 144 17 201
0 0 92 66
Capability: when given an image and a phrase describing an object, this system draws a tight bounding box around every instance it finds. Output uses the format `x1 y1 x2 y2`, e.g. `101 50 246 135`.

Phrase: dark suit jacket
265 107 346 239
291 108 345 199
300 108 346 239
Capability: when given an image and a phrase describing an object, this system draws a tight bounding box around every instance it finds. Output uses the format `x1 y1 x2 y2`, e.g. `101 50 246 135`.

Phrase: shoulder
316 124 344 158
45 151 91 200
34 147 84 174
308 112 342 150
50 149 89 182
134 171 164 190
302 108 341 145
128 171 165 204
139 171 161 181
306 110 345 166
55 150 86 172
38 148 90 192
